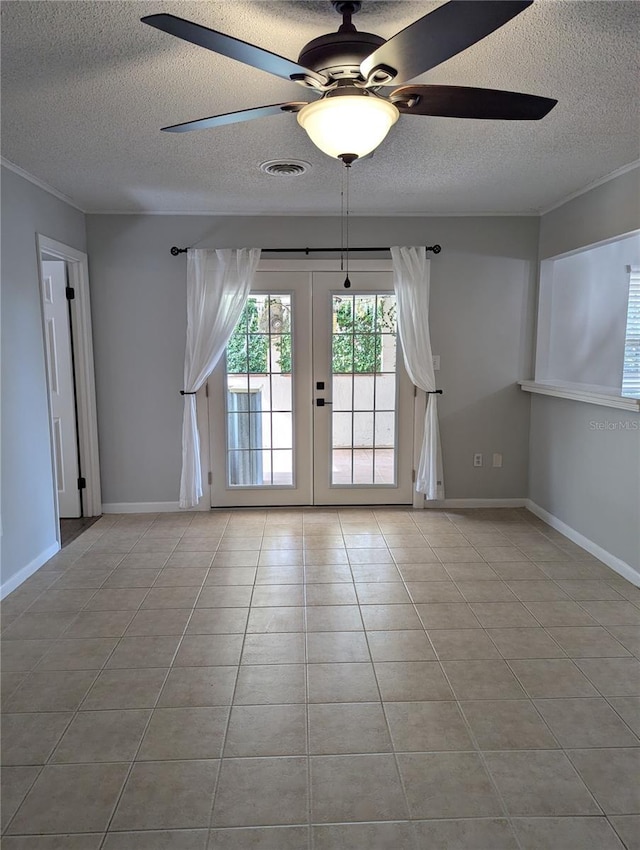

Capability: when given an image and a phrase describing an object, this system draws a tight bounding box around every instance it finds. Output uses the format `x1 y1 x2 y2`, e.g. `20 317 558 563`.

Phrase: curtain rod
170 245 442 256
171 244 444 397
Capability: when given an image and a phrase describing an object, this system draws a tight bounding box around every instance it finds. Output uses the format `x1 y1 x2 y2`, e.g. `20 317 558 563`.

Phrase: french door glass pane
375 374 396 409
353 379 374 410
330 293 398 486
353 411 373 445
332 449 353 485
353 449 374 484
225 294 293 487
374 451 395 484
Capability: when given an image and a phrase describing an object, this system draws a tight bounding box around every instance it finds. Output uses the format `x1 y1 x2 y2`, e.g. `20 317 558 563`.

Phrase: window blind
622 266 640 397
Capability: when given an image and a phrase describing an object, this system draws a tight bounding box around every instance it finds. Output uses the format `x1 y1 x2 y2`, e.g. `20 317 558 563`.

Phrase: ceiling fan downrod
332 1 362 33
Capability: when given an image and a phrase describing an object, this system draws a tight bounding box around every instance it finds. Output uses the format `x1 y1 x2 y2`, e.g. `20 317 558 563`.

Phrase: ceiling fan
142 0 557 163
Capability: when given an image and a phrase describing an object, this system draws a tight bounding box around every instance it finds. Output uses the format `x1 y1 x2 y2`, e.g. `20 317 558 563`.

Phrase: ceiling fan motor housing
298 30 385 81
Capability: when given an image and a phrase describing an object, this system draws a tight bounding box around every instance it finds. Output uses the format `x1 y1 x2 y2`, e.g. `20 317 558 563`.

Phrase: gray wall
531 166 640 574
529 397 640 570
539 168 640 258
86 214 539 505
1 166 87 588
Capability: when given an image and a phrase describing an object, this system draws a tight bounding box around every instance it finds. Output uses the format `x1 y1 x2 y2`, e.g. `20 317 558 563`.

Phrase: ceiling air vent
260 160 310 177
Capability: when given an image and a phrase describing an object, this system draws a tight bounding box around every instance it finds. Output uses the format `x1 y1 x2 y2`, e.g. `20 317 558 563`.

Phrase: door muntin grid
225 293 294 487
330 292 399 486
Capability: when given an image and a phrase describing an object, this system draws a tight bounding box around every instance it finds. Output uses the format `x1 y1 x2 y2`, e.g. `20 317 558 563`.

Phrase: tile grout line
300 516 313 850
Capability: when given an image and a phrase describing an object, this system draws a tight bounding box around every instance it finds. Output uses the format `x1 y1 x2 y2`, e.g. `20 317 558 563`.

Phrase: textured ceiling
1 0 638 214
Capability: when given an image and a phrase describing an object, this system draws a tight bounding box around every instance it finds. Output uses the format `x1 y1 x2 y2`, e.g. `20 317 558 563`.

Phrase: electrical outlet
432 355 440 371
492 453 503 468
473 453 483 467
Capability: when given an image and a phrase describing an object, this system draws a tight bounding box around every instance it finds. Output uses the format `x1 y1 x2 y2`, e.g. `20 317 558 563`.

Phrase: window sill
519 381 640 412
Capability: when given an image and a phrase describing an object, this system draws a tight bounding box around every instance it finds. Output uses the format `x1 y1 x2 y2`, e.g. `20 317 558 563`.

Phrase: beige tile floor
1 507 639 850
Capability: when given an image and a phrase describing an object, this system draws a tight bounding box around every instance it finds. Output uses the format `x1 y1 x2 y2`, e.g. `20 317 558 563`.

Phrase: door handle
315 398 333 407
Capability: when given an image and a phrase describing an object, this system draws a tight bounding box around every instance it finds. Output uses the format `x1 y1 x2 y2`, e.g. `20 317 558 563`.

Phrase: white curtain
391 246 444 500
179 248 261 509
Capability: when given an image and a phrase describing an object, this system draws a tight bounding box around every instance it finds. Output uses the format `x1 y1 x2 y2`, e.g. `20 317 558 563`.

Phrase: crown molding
83 208 537 217
539 159 640 216
1 157 85 212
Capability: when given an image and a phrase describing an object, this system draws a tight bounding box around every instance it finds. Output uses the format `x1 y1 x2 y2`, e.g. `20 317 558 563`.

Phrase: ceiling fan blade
391 85 557 120
161 103 308 133
361 1 532 85
142 14 327 85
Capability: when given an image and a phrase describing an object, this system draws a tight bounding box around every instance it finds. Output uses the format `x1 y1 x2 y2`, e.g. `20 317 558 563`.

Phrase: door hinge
207 471 212 486
66 286 75 300
77 477 86 490
205 383 209 398
412 469 416 483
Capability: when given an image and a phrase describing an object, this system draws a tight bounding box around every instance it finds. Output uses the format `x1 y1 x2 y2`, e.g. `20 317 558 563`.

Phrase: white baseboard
526 500 640 587
1 541 60 600
102 501 181 514
427 498 528 509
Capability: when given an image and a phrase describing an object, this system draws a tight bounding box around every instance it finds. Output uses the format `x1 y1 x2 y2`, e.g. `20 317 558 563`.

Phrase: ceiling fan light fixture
297 94 399 160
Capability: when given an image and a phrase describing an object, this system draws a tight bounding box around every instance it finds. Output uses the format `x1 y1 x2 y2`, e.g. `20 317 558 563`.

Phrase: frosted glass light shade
297 95 399 160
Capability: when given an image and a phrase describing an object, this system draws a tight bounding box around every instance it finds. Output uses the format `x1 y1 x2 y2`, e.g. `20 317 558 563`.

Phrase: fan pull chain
340 155 354 288
344 161 351 288
340 165 345 273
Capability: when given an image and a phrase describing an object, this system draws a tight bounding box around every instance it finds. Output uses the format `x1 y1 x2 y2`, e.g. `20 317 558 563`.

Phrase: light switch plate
432 355 440 371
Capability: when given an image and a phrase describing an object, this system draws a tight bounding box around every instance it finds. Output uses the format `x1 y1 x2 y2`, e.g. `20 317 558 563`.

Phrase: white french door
208 270 313 506
311 271 414 504
208 261 414 507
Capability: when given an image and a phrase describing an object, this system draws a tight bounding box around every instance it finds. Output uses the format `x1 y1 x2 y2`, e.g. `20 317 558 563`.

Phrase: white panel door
209 263 413 507
41 261 81 518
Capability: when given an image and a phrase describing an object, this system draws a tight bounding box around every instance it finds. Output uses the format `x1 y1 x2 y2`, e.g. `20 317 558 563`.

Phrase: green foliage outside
332 298 396 373
226 298 269 374
226 296 395 375
276 333 292 373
